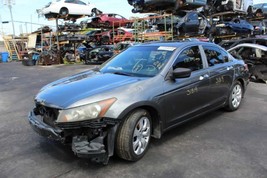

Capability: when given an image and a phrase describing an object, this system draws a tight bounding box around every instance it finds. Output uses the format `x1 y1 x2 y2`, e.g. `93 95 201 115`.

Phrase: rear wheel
116 109 151 161
104 21 111 27
60 8 69 16
225 81 243 111
101 36 110 45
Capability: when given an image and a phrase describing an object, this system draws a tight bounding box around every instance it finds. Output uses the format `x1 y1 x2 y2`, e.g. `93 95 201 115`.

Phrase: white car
38 0 100 19
228 43 267 82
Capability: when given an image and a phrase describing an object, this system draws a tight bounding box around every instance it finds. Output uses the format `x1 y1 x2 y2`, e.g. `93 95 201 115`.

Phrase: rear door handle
199 74 209 81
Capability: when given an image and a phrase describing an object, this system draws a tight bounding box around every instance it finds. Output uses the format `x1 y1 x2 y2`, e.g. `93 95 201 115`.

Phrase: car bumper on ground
28 111 119 164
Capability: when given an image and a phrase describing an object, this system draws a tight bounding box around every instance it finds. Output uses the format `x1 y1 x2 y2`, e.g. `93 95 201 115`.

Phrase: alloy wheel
132 116 151 155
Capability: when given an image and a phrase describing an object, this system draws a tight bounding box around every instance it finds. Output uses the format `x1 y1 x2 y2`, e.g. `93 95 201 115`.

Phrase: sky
0 0 265 36
0 0 139 36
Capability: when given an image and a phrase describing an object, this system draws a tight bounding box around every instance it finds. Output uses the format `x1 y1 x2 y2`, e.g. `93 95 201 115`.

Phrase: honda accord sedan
28 41 249 164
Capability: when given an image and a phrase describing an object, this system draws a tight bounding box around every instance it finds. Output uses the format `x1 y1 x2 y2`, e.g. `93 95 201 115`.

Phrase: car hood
35 70 146 109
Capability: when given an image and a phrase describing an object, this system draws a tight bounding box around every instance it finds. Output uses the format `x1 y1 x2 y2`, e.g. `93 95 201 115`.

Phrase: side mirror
223 56 229 62
172 68 191 79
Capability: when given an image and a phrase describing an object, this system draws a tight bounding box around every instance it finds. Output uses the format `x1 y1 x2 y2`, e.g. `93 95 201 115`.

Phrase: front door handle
227 66 233 70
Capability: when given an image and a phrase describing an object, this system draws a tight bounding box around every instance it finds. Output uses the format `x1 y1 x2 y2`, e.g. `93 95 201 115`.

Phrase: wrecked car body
28 41 249 164
156 11 210 37
37 0 101 20
83 45 114 64
215 18 254 37
228 43 267 82
128 0 207 13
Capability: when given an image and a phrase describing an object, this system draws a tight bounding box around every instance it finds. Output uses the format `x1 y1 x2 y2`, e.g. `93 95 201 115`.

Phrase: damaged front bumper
28 111 119 164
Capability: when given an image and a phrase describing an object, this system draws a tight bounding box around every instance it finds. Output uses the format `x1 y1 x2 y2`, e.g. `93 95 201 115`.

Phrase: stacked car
35 0 267 79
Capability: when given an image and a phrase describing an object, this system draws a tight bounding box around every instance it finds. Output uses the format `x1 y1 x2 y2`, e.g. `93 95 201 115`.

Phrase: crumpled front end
28 103 120 164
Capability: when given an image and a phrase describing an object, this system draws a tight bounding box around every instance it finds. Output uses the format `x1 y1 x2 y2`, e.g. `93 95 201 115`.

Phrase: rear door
202 45 234 106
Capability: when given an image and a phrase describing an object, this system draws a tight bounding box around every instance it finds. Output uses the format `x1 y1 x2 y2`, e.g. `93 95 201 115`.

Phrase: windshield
100 46 175 77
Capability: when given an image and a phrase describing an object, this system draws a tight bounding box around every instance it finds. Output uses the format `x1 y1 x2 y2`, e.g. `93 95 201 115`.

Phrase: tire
101 36 110 45
104 21 111 27
226 1 234 11
116 109 152 161
60 8 69 16
225 81 243 111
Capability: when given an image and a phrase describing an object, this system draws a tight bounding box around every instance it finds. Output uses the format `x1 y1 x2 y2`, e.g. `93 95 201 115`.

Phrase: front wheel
225 81 243 111
116 109 151 161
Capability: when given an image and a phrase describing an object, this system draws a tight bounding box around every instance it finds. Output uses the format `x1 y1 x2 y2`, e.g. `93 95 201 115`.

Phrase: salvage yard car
156 11 210 37
83 45 114 65
215 18 254 36
37 0 101 19
128 0 207 13
90 13 130 28
228 43 267 82
28 41 249 164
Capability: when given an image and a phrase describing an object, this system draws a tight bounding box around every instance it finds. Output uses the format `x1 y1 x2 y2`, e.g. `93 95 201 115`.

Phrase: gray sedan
28 41 249 164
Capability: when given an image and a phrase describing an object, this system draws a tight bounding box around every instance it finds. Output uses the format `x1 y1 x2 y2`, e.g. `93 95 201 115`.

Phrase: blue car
215 18 254 36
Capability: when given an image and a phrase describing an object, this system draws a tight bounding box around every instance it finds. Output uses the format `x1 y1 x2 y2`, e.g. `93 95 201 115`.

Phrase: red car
91 13 130 28
97 29 135 44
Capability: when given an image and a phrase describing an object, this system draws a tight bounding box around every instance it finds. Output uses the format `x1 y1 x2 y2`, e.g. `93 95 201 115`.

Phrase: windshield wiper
92 67 100 72
112 71 133 76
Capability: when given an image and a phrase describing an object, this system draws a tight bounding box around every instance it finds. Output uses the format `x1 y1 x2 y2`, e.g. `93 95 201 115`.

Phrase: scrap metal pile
22 0 267 82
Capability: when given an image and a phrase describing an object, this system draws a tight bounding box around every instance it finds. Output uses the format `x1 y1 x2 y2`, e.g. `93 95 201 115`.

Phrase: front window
100 46 176 77
173 46 203 71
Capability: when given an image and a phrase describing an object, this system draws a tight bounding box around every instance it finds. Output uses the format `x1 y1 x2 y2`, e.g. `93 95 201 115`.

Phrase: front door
159 45 211 128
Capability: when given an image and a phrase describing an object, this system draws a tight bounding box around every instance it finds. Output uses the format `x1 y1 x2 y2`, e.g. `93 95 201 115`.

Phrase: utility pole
0 15 4 35
3 0 16 38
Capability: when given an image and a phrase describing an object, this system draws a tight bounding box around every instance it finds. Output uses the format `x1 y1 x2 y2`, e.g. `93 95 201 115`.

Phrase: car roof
228 43 267 52
136 41 212 48
219 38 267 45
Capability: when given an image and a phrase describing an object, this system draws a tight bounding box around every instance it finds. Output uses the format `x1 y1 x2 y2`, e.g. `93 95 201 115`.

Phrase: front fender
117 101 163 139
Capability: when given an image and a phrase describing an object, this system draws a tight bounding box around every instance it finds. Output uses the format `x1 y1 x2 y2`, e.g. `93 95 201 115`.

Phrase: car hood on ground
35 70 146 109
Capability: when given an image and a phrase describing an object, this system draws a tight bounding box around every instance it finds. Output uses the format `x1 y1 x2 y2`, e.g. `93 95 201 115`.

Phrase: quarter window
65 0 74 3
173 46 203 71
203 46 228 66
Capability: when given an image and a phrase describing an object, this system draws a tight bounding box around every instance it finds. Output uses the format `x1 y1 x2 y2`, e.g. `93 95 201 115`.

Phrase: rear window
203 46 229 66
